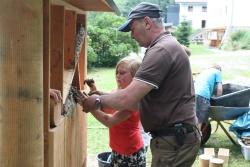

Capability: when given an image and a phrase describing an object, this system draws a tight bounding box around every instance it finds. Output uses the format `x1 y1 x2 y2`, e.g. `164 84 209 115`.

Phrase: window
202 6 207 12
188 6 193 12
202 20 206 28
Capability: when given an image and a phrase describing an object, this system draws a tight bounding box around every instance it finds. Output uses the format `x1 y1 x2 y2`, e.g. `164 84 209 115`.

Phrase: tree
87 13 139 67
87 37 97 69
174 21 192 47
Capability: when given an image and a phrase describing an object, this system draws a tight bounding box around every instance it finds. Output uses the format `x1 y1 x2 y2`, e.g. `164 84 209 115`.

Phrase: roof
52 0 120 15
175 0 207 3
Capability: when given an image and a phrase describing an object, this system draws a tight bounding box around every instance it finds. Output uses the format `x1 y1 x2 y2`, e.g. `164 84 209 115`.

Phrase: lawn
86 45 250 166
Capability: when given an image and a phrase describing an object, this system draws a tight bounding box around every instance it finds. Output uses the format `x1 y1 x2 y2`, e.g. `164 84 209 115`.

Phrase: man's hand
72 88 89 111
50 89 62 103
84 78 95 87
72 88 99 113
82 94 100 113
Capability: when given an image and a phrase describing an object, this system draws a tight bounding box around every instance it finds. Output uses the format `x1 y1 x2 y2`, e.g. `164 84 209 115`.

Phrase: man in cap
80 2 200 167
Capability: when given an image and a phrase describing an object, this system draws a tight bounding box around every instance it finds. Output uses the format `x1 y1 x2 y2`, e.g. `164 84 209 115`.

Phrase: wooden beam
77 14 87 90
64 10 76 69
64 104 86 167
0 0 44 166
50 5 65 95
49 120 65 167
43 0 51 167
50 99 63 127
51 0 86 14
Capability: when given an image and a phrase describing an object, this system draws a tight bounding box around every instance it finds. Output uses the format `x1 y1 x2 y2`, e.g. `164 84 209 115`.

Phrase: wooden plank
0 1 44 166
50 5 64 95
77 14 87 90
64 104 86 167
78 104 87 167
51 0 86 14
50 99 63 127
64 10 76 69
72 64 81 89
48 119 65 167
63 69 75 103
43 0 51 167
51 0 118 13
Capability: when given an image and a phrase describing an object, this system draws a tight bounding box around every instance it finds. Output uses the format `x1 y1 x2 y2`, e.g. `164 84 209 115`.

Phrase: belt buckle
174 123 182 128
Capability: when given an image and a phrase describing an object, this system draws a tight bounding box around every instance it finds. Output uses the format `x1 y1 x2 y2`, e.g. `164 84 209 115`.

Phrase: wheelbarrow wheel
201 122 212 146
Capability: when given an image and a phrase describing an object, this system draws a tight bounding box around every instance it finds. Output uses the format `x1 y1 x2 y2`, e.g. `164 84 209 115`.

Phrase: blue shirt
195 68 222 99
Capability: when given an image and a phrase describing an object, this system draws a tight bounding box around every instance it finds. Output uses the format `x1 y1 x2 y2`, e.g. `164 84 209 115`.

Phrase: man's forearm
100 80 153 111
82 79 153 113
216 83 223 96
100 89 139 111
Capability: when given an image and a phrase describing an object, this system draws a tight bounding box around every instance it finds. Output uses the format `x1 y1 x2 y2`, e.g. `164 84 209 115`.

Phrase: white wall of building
176 0 207 29
207 0 250 28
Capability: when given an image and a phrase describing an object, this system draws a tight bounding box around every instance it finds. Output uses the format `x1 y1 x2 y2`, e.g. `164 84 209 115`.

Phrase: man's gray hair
151 17 164 28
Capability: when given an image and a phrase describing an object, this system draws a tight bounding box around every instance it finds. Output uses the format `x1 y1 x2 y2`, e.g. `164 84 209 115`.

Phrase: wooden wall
0 1 44 166
0 0 115 166
45 2 88 167
0 0 88 167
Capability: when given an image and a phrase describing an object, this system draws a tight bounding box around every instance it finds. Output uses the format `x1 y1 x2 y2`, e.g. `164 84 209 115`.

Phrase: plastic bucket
97 152 111 167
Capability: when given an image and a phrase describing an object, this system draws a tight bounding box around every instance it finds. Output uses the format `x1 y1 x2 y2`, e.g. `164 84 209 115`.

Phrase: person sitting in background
84 56 146 167
49 89 62 103
195 64 223 129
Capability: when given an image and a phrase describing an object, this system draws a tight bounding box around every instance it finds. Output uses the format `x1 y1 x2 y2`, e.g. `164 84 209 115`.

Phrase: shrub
87 38 97 69
87 13 139 68
222 29 250 50
173 21 192 47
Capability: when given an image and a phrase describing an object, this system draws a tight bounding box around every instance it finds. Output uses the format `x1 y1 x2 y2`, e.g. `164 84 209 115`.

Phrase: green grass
86 45 250 166
189 44 215 55
86 68 115 154
192 122 247 167
87 68 116 92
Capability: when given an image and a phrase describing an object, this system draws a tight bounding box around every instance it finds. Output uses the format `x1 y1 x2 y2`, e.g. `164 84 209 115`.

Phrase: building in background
165 4 180 27
174 0 207 29
205 0 250 47
166 0 250 48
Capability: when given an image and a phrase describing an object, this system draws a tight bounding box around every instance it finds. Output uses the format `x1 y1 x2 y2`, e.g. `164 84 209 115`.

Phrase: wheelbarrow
201 83 250 145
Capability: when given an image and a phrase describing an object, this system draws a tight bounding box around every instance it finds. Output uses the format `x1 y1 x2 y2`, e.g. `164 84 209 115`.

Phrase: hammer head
84 78 95 88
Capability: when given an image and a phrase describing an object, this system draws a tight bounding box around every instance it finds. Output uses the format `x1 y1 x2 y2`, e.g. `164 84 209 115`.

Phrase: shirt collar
146 32 171 52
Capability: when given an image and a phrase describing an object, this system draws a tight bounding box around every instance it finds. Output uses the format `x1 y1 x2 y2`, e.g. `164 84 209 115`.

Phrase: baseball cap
118 2 162 32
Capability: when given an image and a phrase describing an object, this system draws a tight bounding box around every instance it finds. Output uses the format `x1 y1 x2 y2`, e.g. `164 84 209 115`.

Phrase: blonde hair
115 56 142 77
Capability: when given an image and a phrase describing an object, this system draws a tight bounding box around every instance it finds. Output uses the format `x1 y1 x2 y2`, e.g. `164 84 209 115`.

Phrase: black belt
150 123 196 138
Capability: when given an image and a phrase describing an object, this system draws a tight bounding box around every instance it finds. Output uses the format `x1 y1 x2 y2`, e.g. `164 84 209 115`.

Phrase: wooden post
0 0 44 166
50 5 65 95
218 148 229 167
43 0 51 166
199 154 212 167
204 148 215 157
209 158 224 167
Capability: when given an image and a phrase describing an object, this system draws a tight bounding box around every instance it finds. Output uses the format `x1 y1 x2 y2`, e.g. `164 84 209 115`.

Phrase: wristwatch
95 97 102 110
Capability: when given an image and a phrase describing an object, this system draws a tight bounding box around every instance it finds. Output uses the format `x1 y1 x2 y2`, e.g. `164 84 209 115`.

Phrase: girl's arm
90 109 131 128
